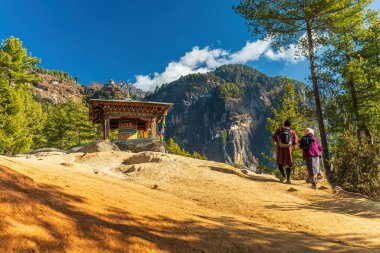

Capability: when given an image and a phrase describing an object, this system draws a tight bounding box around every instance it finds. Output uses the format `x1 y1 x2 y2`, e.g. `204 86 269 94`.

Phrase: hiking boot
306 176 311 184
286 180 291 184
279 176 286 182
311 183 317 189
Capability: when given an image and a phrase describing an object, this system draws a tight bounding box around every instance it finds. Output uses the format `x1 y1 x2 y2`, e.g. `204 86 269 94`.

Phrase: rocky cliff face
32 73 84 104
84 81 149 101
147 64 308 170
32 73 147 104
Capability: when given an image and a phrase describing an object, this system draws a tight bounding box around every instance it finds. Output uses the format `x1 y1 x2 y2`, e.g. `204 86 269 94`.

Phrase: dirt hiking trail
1 151 380 253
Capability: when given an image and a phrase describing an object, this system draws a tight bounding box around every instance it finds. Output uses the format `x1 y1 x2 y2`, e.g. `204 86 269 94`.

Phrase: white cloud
133 39 305 91
265 44 304 63
229 40 271 63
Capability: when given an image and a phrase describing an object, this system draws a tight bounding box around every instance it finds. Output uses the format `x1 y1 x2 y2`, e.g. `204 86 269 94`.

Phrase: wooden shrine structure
89 99 173 140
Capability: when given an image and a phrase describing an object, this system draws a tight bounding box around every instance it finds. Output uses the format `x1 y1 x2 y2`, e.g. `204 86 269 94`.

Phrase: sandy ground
1 151 380 253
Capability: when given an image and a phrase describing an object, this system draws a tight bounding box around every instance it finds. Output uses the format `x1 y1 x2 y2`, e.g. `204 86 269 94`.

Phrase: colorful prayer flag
162 116 166 127
161 116 166 136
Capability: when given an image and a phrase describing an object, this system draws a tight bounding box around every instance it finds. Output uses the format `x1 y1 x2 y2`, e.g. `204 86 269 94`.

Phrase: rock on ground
112 139 166 153
27 148 66 154
76 140 120 153
67 145 85 153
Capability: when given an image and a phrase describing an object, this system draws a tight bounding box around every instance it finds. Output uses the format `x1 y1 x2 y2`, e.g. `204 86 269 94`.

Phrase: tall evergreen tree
22 85 47 149
321 9 379 143
45 101 96 149
0 37 45 154
234 0 372 180
0 36 40 86
0 82 32 154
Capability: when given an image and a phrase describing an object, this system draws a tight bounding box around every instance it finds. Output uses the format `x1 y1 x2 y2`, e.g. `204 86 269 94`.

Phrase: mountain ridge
31 71 148 104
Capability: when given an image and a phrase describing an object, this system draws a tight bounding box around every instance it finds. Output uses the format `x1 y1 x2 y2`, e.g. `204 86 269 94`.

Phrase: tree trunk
347 77 373 143
345 55 373 143
306 21 332 179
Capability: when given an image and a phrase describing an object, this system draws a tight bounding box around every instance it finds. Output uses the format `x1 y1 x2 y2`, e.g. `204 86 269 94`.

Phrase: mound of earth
0 151 380 253
76 140 120 153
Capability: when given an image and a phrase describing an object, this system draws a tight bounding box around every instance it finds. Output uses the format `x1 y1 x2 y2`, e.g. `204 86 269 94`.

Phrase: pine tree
44 101 96 149
44 104 68 149
20 85 47 149
321 9 379 143
0 82 33 154
0 36 40 86
69 102 97 146
166 138 192 157
0 37 44 154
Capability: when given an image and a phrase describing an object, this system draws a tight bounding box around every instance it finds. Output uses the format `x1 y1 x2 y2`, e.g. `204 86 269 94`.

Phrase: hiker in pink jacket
299 128 322 189
272 120 299 184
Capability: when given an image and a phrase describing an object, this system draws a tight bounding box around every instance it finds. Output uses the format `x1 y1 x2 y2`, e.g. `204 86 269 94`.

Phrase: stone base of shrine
112 138 166 153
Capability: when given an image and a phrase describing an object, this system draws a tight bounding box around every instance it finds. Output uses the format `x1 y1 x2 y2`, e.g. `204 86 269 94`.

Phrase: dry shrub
332 133 380 199
293 166 309 180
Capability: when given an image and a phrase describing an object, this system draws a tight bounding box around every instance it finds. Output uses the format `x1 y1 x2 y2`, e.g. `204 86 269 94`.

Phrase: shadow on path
0 165 378 253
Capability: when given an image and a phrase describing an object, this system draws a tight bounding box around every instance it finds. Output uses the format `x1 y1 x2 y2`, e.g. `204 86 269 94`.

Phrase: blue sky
1 0 379 91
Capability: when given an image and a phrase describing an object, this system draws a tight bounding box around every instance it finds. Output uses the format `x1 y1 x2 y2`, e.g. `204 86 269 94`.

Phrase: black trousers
278 165 291 180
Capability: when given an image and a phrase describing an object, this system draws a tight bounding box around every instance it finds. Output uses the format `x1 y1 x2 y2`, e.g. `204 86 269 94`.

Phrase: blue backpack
300 136 314 150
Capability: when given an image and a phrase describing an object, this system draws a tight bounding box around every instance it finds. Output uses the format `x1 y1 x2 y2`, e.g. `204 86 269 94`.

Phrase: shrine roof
88 99 173 124
89 99 173 107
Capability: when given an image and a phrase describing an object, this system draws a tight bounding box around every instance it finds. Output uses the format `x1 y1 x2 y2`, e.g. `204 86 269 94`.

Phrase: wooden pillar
149 119 152 138
151 118 157 138
103 118 110 140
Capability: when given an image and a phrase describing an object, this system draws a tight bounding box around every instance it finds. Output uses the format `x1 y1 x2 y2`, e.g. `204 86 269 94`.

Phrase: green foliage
44 101 96 149
217 82 243 99
321 9 380 142
0 37 45 155
109 130 119 140
37 67 74 82
0 36 40 86
22 85 48 149
256 164 277 175
319 9 380 199
0 84 32 154
167 138 191 157
233 0 371 50
136 130 145 139
332 133 380 199
166 138 208 160
192 151 208 160
221 129 227 146
0 36 95 153
0 85 46 155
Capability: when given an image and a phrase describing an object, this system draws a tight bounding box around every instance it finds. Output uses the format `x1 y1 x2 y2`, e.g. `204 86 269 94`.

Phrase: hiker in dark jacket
299 128 322 189
272 120 299 184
